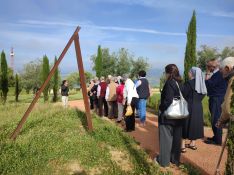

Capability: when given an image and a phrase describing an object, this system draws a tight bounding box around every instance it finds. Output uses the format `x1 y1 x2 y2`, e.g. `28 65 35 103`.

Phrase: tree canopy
20 59 42 94
66 71 93 89
41 55 50 102
91 47 149 78
184 10 197 81
1 51 9 103
197 45 234 71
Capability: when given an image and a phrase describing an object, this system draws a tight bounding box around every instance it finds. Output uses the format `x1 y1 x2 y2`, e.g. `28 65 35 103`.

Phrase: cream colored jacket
219 76 234 124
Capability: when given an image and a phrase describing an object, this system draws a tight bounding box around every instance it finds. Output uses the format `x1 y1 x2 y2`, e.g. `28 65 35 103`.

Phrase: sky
0 0 234 77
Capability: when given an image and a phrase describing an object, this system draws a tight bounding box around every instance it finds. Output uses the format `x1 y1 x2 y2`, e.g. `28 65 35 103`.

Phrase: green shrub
147 93 160 113
225 80 234 174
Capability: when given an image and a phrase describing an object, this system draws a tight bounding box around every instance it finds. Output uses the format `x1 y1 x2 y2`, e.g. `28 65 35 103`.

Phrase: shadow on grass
20 118 44 135
75 108 88 132
180 163 201 175
71 170 88 175
119 132 154 174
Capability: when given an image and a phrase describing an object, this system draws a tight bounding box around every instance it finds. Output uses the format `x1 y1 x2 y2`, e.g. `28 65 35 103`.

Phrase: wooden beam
10 27 81 140
74 28 93 131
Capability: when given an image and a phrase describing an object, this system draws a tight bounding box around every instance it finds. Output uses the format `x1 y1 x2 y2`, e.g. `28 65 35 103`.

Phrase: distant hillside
147 68 163 87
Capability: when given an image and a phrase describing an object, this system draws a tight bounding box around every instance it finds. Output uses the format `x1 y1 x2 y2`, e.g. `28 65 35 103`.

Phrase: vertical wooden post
74 28 93 131
9 27 92 140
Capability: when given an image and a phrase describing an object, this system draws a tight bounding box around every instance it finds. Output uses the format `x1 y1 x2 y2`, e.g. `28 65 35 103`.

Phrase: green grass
147 93 211 127
0 103 168 175
180 164 201 175
5 88 83 104
147 93 160 113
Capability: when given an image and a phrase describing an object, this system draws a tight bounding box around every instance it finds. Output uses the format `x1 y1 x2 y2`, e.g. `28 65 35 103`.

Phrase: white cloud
17 19 234 38
18 19 185 36
211 11 234 18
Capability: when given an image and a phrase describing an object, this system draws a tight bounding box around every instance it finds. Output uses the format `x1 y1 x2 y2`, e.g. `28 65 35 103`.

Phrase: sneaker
154 157 159 165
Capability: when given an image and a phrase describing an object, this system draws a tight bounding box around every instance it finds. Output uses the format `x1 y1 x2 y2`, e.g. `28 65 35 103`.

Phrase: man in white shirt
123 74 139 132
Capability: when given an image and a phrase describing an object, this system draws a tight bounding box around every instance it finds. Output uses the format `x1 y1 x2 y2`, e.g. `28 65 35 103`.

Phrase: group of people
156 57 234 167
60 57 234 168
87 71 151 131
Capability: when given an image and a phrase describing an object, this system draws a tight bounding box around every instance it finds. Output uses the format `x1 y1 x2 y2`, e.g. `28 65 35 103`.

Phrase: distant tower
10 47 14 72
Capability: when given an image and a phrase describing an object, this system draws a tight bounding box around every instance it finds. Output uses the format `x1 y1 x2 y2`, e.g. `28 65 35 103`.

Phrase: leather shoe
204 139 222 146
206 137 214 141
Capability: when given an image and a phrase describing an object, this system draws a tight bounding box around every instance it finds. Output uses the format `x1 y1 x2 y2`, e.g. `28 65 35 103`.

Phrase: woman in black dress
181 67 207 152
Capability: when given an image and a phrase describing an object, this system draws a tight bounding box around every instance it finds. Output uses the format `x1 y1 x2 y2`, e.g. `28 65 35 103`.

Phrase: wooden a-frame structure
10 27 93 140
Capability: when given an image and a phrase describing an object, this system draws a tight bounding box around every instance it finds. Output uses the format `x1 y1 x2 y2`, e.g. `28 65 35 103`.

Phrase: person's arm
122 86 126 105
135 80 142 88
127 83 133 105
159 82 174 112
116 86 120 96
105 86 109 100
217 84 233 127
61 85 66 91
149 84 152 97
181 82 191 100
124 83 131 105
205 74 219 89
97 85 101 97
90 85 97 95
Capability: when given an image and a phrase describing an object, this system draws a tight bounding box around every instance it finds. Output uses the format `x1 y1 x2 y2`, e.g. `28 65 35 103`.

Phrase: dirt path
68 100 227 175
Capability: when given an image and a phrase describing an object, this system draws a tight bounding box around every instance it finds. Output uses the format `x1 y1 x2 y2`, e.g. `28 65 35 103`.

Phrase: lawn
0 103 165 175
0 88 202 175
6 87 83 103
147 93 211 127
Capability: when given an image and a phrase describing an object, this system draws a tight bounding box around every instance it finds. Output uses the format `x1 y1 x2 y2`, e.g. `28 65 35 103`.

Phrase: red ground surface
68 100 227 175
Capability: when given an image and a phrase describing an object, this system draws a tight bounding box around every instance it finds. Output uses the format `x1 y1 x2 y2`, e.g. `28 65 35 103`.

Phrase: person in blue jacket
205 59 227 145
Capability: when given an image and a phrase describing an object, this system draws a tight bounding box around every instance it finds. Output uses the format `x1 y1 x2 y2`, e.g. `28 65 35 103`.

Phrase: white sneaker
154 156 160 165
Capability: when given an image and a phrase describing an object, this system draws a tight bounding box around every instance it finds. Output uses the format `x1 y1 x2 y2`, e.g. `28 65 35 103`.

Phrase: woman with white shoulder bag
155 64 189 167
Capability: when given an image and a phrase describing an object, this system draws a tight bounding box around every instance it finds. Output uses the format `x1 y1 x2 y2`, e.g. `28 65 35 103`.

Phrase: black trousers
89 96 94 109
124 97 139 131
98 97 108 117
158 124 182 167
209 96 224 144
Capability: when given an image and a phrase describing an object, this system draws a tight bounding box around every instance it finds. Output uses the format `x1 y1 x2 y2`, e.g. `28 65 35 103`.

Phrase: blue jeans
138 99 147 123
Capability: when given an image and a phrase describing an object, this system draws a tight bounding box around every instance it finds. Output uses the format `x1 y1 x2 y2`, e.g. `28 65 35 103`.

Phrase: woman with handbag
181 67 207 153
122 74 139 132
155 64 187 167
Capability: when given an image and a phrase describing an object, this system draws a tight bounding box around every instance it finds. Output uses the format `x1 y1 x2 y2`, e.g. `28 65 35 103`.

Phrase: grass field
0 103 167 175
6 87 83 103
147 93 211 127
0 89 202 175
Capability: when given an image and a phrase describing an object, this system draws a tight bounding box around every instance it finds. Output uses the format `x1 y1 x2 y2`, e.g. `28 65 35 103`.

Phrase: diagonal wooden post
10 26 93 140
74 28 93 131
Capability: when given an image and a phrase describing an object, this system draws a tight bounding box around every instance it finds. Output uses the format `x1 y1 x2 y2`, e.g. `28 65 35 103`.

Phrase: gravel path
68 100 227 175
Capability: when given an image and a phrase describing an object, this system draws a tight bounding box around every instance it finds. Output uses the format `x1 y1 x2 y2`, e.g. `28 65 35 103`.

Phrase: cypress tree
226 81 234 174
42 55 50 102
95 45 102 78
52 57 59 102
1 51 8 104
184 10 197 81
15 74 20 102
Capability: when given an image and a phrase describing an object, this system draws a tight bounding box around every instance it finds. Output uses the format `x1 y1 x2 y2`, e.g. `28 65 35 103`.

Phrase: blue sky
0 0 233 76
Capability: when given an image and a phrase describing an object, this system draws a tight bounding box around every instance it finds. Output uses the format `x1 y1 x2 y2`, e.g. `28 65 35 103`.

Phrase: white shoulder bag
164 81 189 119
